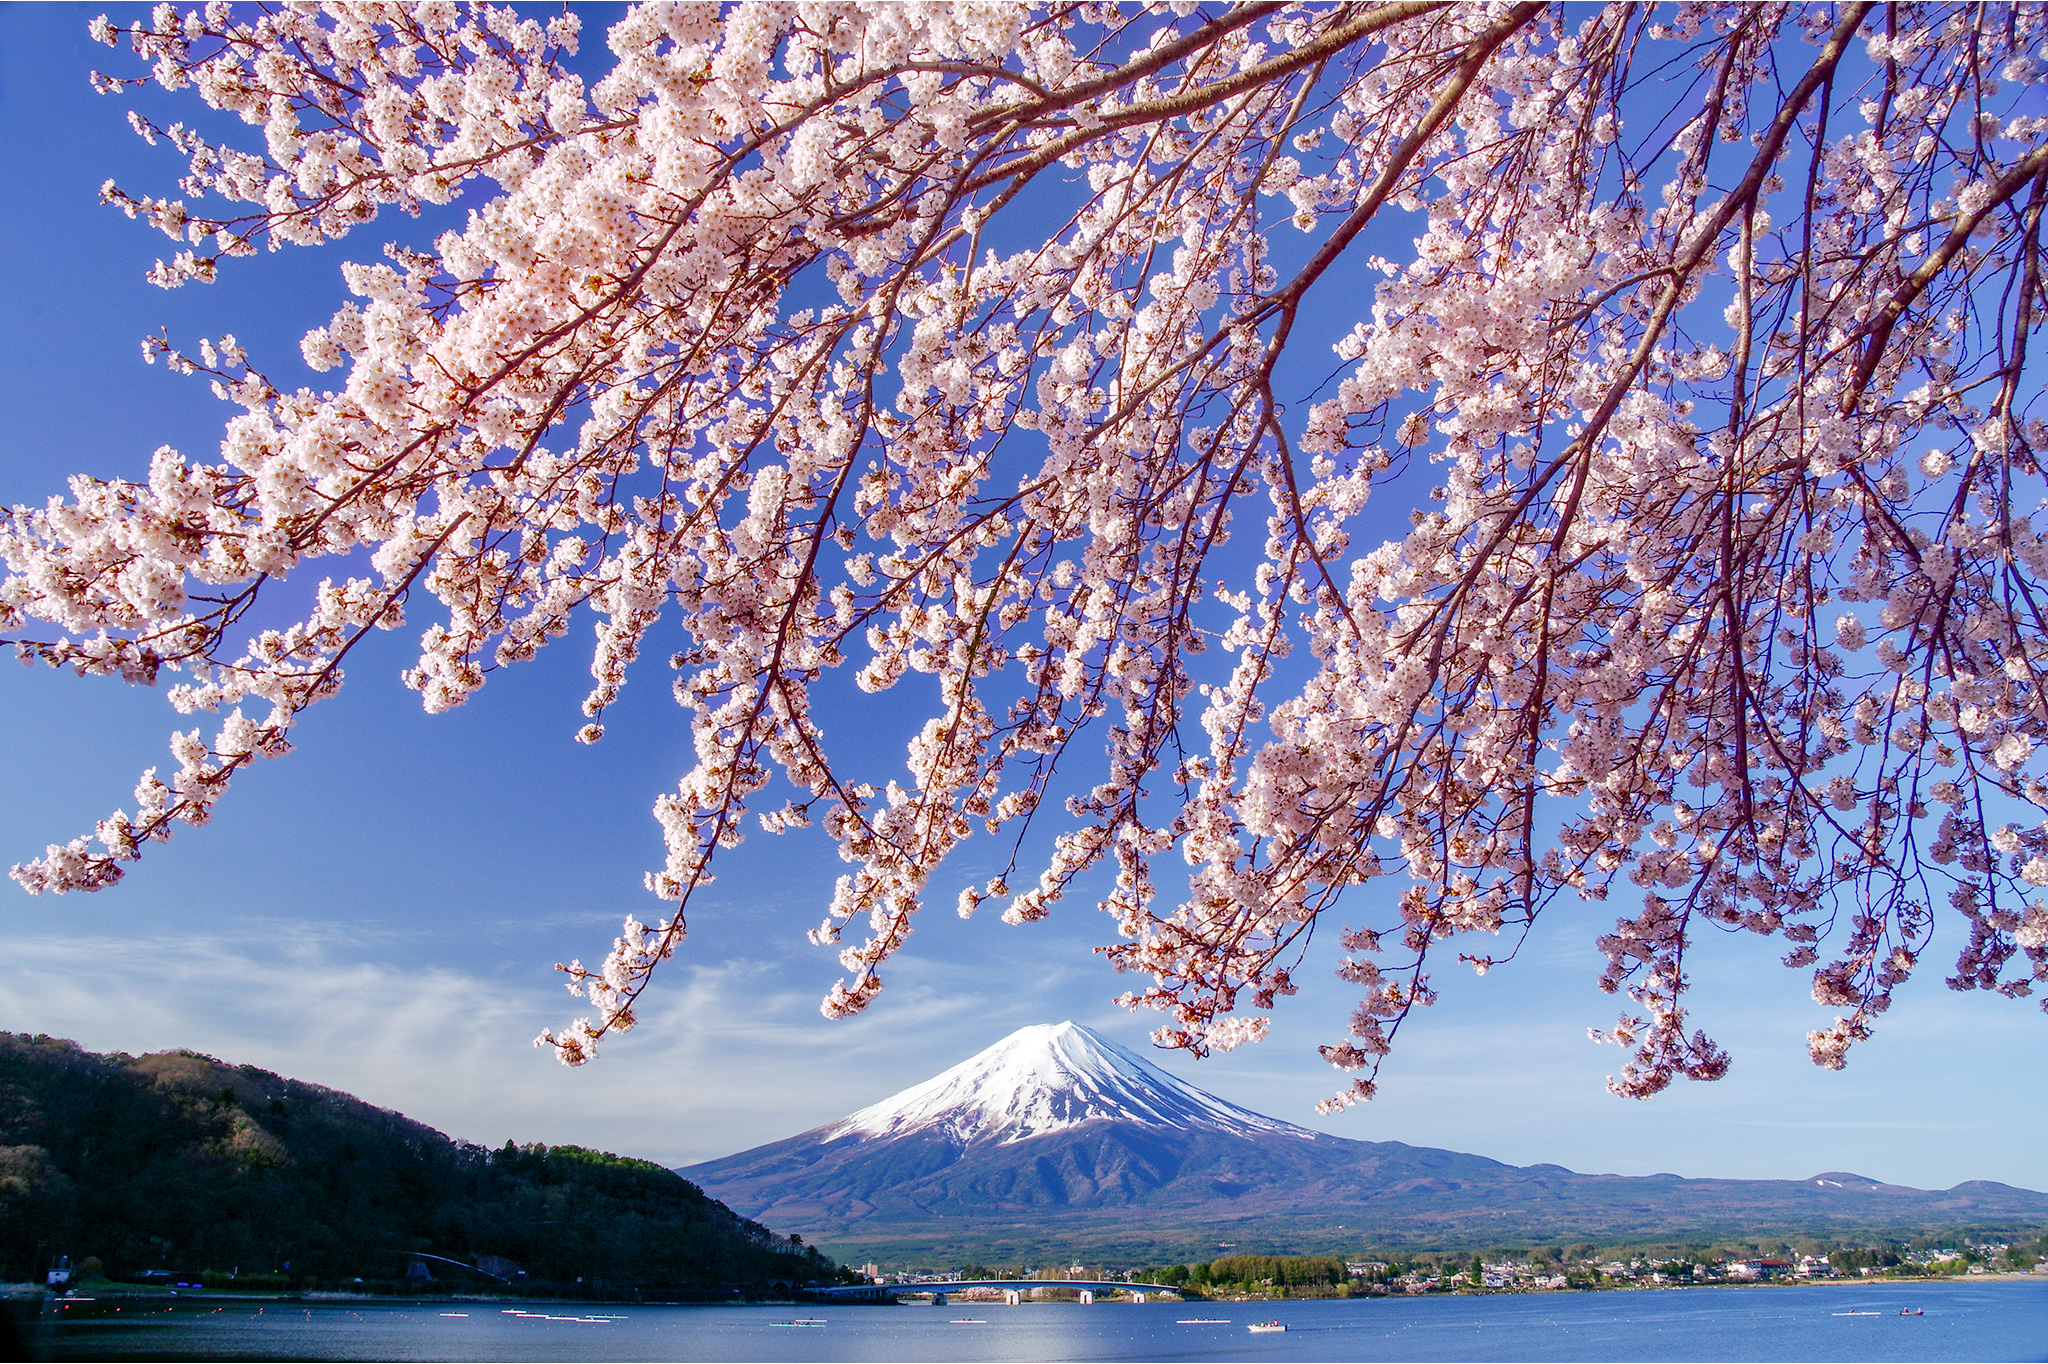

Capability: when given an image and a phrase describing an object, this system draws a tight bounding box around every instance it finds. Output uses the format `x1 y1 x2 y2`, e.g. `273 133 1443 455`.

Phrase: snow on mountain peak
825 1021 1315 1146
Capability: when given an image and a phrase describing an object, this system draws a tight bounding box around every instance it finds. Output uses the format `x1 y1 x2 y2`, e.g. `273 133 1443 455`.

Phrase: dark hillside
0 1033 831 1295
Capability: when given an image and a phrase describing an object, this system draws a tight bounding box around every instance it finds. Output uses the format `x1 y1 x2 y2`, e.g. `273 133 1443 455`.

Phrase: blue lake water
47 1280 2048 1361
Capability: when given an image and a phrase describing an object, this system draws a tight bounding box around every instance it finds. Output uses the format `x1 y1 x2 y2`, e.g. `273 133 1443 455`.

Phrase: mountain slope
681 1022 2048 1260
0 1032 830 1292
825 1021 1311 1145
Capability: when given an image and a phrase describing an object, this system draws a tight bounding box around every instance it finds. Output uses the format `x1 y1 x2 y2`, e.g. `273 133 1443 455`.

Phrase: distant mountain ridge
681 1022 2048 1262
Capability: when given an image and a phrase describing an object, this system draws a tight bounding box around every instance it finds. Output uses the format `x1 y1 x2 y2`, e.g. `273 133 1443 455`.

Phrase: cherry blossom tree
7 0 2048 1107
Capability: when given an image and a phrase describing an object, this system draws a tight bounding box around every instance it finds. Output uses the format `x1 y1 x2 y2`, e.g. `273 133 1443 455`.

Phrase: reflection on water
45 1280 2048 1363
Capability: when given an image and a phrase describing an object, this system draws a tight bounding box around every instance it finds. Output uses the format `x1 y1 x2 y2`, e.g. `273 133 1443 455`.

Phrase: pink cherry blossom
8 3 2048 1107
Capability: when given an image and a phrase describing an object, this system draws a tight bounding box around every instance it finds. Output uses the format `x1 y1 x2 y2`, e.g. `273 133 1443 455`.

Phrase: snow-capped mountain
823 1021 1313 1146
679 1021 2048 1263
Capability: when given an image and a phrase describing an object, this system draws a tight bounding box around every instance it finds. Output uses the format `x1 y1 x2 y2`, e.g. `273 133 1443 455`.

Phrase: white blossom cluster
8 2 2048 1104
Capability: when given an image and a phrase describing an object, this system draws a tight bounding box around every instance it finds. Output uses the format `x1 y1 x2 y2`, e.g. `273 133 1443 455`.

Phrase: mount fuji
680 1022 2048 1261
815 1020 1309 1147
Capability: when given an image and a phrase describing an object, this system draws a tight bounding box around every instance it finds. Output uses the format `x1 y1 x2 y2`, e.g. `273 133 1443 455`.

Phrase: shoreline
1732 1271 2044 1288
13 1287 822 1308
14 1272 2042 1310
31 1278 2046 1310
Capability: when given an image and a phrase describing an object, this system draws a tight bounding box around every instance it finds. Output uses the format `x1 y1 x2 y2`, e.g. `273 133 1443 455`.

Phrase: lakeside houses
859 1237 2048 1303
1728 1258 1796 1280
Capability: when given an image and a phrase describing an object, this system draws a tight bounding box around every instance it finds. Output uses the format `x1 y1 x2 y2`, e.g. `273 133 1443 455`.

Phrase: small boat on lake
1833 1311 1883 1317
1901 1308 1924 1316
1248 1320 1286 1333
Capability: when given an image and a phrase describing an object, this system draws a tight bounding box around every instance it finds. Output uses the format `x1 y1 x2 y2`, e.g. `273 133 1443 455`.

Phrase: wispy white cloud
1 911 2041 1195
0 922 1119 1167
0 921 577 1141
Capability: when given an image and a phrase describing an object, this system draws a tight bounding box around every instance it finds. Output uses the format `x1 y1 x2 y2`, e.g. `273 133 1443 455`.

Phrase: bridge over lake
812 1279 1184 1305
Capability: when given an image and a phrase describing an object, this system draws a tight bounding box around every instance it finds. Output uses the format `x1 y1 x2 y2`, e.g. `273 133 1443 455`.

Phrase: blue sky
0 4 2042 1203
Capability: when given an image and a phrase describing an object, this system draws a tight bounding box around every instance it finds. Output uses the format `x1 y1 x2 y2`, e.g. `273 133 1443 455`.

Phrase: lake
44 1280 2048 1362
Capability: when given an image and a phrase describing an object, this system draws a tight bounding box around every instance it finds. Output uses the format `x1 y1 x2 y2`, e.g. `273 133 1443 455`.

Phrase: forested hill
0 1033 833 1295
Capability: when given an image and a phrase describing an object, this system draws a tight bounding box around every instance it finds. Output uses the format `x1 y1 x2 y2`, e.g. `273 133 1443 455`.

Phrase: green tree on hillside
0 1034 831 1294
